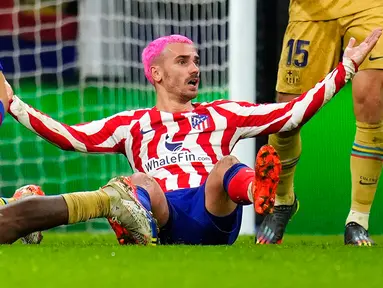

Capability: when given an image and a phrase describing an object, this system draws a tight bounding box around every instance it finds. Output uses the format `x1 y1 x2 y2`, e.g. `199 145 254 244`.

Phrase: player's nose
189 62 199 74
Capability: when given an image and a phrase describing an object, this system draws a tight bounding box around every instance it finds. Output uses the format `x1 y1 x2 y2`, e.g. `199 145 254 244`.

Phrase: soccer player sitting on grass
0 28 381 245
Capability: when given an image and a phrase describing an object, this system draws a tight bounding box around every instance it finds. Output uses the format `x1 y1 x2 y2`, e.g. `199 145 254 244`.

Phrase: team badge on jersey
285 70 300 85
191 114 210 131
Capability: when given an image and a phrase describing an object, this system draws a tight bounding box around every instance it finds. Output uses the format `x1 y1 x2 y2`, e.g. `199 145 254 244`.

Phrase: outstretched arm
8 94 136 154
221 28 382 138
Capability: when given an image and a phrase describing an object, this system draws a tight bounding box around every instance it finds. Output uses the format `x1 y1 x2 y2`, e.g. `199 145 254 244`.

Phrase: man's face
154 43 200 100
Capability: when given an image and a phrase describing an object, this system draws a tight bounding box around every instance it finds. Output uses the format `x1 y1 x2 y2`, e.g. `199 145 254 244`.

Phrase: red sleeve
9 96 142 154
216 58 357 138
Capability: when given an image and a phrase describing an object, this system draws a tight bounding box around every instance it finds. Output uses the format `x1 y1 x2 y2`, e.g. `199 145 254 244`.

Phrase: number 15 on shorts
286 39 310 68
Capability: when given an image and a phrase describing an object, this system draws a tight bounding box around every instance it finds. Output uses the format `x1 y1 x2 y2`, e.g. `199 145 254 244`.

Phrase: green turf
1 233 383 287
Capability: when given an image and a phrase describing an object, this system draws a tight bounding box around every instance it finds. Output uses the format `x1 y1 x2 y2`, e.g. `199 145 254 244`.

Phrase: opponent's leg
0 176 157 245
342 9 383 245
0 196 68 244
256 18 341 244
256 103 300 244
344 70 383 246
0 185 45 244
13 185 45 244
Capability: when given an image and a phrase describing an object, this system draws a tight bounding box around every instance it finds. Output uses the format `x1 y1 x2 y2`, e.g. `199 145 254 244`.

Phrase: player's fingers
367 28 382 49
347 37 356 49
363 31 373 44
371 27 382 42
364 28 381 47
365 28 380 42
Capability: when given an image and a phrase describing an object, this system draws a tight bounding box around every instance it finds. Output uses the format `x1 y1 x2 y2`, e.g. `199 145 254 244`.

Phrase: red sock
223 163 254 205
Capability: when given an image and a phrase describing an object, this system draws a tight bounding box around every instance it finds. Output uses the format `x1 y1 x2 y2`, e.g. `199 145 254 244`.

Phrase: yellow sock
62 190 111 224
0 197 16 206
346 121 383 230
0 198 7 206
269 130 301 206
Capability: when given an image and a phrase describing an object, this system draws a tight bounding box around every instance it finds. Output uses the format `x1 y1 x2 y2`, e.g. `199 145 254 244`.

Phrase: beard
162 72 198 101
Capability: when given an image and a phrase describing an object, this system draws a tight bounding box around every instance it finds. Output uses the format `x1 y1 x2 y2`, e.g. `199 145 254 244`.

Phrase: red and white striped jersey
9 59 356 192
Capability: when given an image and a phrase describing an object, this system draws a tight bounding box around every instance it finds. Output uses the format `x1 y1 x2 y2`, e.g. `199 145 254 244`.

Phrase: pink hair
142 34 194 85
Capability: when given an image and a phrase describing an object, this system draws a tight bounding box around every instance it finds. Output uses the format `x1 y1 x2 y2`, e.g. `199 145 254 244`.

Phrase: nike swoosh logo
359 180 377 185
369 55 383 61
140 129 154 135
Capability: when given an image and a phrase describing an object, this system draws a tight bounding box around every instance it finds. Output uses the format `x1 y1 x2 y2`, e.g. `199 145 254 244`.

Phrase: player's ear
151 65 162 83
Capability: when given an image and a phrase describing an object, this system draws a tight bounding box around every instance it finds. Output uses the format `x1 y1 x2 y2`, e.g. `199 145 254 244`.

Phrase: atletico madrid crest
191 114 210 131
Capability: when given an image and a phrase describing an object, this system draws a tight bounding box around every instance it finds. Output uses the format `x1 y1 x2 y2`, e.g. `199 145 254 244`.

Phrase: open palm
343 28 382 66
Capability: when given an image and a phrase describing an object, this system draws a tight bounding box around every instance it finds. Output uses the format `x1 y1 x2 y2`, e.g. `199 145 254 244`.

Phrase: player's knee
216 155 240 172
130 172 167 218
353 70 383 123
130 172 162 195
276 92 298 103
130 172 153 187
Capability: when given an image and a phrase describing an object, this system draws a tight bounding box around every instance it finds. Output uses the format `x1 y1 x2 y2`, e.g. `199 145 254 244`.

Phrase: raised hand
343 28 382 66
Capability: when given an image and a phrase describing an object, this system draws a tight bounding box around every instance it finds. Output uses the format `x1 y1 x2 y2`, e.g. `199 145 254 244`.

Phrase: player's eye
178 59 186 65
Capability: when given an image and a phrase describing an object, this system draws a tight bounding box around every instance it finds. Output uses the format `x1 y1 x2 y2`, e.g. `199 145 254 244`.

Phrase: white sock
247 182 254 202
346 210 370 230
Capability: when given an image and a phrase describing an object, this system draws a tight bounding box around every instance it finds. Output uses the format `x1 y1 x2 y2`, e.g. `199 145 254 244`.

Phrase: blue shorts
158 183 243 245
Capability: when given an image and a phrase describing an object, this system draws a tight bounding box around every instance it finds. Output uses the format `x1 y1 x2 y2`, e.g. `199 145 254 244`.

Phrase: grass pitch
1 233 383 288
